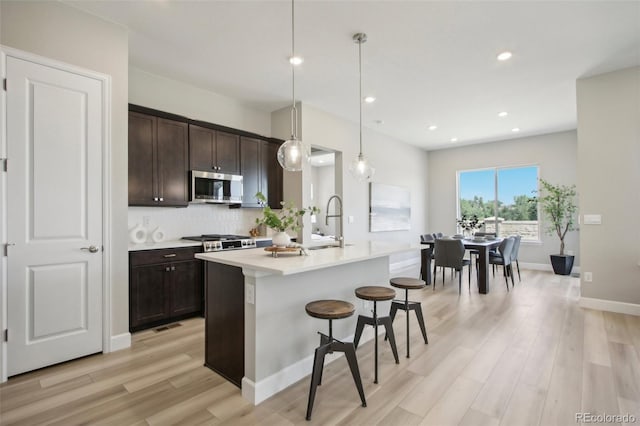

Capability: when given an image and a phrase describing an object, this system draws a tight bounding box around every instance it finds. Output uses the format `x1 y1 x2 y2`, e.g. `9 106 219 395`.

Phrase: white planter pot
272 231 291 247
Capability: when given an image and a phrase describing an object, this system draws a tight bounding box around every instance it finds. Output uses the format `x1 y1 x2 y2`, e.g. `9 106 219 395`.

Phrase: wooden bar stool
304 300 367 421
389 277 429 358
353 286 399 384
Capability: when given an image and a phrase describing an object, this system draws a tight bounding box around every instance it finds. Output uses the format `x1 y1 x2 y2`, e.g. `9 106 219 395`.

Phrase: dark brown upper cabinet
240 137 283 208
129 111 189 207
189 124 240 175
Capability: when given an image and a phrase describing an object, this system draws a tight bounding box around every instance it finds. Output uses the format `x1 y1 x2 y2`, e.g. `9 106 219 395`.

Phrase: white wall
577 66 640 306
428 130 579 268
127 67 274 237
273 103 429 263
0 1 130 338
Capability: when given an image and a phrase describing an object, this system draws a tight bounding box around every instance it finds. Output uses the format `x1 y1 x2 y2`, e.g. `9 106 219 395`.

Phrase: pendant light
349 33 375 181
277 0 309 172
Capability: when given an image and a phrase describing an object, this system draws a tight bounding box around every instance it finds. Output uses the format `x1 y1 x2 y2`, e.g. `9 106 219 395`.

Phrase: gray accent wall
427 131 579 268
577 66 640 305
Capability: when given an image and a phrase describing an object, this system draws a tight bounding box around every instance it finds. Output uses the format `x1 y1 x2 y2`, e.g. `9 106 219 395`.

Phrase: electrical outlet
348 216 355 224
142 216 151 226
584 272 593 282
245 283 255 304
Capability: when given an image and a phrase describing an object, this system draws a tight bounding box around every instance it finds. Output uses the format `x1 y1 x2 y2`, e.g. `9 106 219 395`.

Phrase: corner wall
427 130 579 268
577 66 640 309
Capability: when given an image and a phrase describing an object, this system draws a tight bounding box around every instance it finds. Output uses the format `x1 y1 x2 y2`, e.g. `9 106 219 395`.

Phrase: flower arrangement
457 214 484 235
254 192 319 233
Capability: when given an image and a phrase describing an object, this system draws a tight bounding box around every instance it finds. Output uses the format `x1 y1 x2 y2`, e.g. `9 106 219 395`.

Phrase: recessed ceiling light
450 137 458 143
428 125 438 131
497 51 512 61
512 127 520 132
289 56 304 65
364 96 376 103
498 111 508 117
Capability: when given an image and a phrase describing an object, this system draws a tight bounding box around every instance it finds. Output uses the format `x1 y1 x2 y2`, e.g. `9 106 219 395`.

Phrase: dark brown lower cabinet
129 247 203 332
205 262 244 387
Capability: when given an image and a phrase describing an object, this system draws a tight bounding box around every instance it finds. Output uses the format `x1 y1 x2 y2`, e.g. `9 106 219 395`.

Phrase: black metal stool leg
413 303 428 344
380 316 399 364
405 289 410 358
306 343 330 420
353 315 366 349
373 301 379 383
339 341 367 408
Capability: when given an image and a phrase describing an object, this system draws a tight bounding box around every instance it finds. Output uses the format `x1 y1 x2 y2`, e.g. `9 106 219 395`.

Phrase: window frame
456 164 541 242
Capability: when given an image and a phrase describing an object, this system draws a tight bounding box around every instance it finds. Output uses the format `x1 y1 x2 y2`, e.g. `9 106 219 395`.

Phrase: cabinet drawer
130 247 201 267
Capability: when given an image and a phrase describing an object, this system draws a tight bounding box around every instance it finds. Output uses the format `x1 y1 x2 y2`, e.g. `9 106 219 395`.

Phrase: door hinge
3 329 7 342
2 79 6 91
1 158 6 172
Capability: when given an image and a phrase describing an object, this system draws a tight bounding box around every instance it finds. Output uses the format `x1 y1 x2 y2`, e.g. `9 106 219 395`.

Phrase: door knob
81 245 99 253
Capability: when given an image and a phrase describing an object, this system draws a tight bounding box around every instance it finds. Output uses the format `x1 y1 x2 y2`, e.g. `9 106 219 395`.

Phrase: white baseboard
579 297 640 316
390 257 420 274
108 332 131 352
520 262 580 274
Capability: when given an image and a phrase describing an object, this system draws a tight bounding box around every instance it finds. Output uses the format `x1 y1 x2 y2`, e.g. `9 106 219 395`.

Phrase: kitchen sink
306 244 339 250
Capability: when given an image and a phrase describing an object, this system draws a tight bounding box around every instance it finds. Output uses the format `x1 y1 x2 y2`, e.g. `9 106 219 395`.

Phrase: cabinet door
189 124 215 171
157 118 189 207
215 131 240 174
240 136 262 207
265 141 283 209
128 112 157 206
170 260 203 317
130 264 170 330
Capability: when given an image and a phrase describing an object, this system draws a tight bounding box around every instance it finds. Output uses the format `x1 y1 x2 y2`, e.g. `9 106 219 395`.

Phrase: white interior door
6 55 103 376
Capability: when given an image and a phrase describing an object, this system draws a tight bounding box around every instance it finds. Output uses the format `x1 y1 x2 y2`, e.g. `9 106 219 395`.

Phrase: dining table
420 237 503 294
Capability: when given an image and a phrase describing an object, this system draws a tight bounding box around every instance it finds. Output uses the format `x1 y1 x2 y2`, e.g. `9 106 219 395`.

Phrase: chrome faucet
325 195 344 248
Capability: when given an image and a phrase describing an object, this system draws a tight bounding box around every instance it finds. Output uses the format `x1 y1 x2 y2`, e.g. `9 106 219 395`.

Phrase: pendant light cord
358 36 363 156
290 0 297 140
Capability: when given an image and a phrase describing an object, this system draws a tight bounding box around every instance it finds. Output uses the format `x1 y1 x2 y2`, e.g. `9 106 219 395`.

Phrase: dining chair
489 237 515 291
420 234 436 280
510 235 522 282
432 238 472 293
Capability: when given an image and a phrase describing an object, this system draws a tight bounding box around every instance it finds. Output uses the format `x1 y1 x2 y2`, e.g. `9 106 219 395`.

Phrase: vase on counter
129 223 147 244
272 231 290 247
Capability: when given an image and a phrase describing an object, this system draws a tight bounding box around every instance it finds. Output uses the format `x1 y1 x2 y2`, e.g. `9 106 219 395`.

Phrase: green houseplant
536 179 578 275
254 192 319 247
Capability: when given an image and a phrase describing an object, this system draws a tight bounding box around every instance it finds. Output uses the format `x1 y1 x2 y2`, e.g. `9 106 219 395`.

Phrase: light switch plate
245 283 255 304
583 214 602 225
348 216 355 224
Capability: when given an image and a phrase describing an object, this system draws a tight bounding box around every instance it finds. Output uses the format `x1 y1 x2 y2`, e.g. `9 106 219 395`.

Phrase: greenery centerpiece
254 192 319 247
535 179 578 274
457 214 484 237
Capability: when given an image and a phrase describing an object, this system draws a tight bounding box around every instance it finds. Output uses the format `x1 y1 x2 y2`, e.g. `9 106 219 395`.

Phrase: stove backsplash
128 204 263 242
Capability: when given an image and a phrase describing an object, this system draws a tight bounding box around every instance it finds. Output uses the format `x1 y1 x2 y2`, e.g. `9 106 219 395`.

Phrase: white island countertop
195 240 419 276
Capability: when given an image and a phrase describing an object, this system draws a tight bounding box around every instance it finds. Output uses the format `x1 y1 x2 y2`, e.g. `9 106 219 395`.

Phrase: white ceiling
66 0 640 151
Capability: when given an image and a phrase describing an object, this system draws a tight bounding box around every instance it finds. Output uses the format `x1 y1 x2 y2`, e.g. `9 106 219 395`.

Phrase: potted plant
457 214 484 237
536 179 578 275
254 192 319 247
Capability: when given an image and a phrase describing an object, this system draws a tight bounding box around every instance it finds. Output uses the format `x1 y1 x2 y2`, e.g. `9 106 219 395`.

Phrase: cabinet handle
165 267 170 272
159 197 164 202
153 197 159 201
171 266 176 271
163 254 177 258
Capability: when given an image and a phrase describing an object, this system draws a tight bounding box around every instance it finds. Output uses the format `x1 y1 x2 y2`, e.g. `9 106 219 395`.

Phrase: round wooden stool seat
355 286 396 302
305 300 355 320
390 277 426 290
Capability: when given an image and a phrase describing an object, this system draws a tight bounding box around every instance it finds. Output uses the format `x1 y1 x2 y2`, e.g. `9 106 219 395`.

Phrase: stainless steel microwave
190 170 243 204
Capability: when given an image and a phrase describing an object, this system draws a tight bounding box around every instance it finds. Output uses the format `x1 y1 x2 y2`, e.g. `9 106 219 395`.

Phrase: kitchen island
196 241 418 404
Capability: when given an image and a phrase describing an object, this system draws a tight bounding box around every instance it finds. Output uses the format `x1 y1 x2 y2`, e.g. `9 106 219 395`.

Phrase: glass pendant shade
277 137 309 172
348 153 375 181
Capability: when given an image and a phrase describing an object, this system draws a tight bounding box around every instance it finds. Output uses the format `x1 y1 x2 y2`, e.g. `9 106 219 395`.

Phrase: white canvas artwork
369 183 411 232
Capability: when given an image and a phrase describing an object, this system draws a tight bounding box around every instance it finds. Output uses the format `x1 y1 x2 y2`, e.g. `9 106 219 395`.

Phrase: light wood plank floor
1 268 639 425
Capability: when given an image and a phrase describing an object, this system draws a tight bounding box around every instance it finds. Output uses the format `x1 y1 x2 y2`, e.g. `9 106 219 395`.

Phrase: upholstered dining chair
432 238 472 293
489 237 515 291
510 235 522 282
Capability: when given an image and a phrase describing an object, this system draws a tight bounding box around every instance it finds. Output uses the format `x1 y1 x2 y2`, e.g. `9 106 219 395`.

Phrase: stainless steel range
181 234 256 252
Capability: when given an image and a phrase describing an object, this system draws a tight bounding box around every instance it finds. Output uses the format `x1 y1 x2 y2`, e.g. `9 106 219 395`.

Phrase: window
457 165 539 241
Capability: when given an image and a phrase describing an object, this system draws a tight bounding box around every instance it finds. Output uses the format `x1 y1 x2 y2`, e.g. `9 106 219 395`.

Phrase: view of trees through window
458 166 539 240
